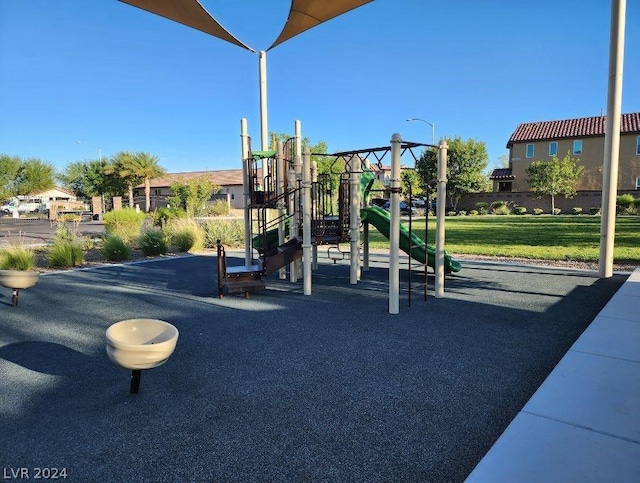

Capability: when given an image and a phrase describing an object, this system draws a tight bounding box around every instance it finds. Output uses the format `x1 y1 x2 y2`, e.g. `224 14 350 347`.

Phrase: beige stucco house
491 112 640 192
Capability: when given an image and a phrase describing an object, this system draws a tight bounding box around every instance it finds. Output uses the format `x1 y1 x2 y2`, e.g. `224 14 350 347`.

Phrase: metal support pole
599 0 626 278
435 139 448 298
277 141 286 279
130 369 141 394
363 158 370 272
241 118 252 266
303 148 312 295
311 160 319 270
259 51 268 151
389 133 402 314
294 120 303 279
349 155 360 285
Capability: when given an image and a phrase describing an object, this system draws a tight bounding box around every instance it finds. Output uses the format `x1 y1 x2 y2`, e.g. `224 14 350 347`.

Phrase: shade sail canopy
268 0 374 50
119 0 255 52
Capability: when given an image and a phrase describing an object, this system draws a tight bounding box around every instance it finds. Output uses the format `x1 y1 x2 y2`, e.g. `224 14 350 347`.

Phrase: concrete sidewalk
467 268 640 482
0 253 631 481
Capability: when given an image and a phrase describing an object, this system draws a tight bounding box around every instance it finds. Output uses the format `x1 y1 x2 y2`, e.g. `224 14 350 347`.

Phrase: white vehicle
1 197 45 215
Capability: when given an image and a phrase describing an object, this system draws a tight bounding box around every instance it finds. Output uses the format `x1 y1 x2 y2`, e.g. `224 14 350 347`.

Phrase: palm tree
131 152 166 212
105 151 139 208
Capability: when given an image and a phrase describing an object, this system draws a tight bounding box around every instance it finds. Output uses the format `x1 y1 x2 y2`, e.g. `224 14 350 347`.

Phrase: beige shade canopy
119 0 255 52
267 0 374 50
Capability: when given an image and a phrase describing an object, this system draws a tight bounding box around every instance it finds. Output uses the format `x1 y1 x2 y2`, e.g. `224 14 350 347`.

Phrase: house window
549 142 558 156
526 144 534 158
498 182 512 192
636 176 640 189
636 136 640 155
573 140 583 155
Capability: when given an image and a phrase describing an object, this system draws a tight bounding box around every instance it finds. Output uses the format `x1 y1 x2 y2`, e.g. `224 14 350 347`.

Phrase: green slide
360 205 462 273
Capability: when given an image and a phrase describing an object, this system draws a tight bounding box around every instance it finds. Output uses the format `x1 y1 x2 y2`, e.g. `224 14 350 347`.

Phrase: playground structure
217 120 460 313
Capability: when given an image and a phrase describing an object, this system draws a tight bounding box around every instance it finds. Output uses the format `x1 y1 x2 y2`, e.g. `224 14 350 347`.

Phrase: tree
526 152 584 214
105 151 139 208
0 154 21 200
15 158 56 195
400 169 423 199
168 176 220 216
416 136 489 210
59 159 128 199
130 152 166 212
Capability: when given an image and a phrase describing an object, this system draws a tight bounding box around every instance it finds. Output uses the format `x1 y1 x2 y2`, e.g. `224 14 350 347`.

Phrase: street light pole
406 118 435 145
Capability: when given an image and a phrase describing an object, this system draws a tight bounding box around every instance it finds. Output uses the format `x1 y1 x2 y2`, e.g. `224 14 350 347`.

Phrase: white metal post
294 120 303 279
599 0 626 278
389 133 402 314
302 148 312 295
276 141 287 279
241 118 252 266
259 51 268 151
435 139 448 298
349 155 361 285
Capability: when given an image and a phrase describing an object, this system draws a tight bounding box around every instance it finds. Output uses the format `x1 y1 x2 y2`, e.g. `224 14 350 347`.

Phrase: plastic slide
360 205 461 273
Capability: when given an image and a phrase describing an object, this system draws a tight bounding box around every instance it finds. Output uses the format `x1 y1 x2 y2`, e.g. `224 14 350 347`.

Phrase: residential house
132 170 245 211
491 112 640 192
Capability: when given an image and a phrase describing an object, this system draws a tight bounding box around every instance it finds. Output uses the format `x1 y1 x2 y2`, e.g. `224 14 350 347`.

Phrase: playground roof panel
268 0 374 50
119 0 255 52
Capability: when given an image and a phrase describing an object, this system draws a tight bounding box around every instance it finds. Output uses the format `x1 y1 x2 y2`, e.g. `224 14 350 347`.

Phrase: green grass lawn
365 215 640 263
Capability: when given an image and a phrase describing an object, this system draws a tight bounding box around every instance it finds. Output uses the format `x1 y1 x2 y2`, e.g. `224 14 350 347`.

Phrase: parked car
382 200 416 215
1 197 44 215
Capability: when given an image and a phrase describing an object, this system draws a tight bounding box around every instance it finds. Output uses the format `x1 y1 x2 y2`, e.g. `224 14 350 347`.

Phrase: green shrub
47 222 85 268
138 228 168 256
153 206 187 228
553 208 562 215
202 219 244 247
532 208 544 215
513 206 527 215
48 238 84 268
590 207 601 215
490 200 506 209
101 235 131 262
616 194 634 213
469 210 479 216
447 211 457 217
572 207 583 215
167 218 205 252
208 200 230 217
458 210 467 216
493 205 510 215
0 244 36 270
103 208 146 243
475 202 488 214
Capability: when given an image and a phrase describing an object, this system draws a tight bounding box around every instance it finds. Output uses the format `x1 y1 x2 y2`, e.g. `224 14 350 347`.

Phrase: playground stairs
219 264 265 298
217 238 303 298
260 238 303 277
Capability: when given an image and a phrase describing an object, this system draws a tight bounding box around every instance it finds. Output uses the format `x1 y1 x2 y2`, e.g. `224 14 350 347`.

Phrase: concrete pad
465 412 640 483
572 315 640 362
522 350 640 443
597 292 640 321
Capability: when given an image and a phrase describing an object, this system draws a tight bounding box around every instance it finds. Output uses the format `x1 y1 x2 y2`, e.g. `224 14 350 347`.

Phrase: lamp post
406 118 435 145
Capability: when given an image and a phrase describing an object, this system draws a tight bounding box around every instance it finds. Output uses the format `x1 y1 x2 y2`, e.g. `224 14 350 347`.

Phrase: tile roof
489 168 515 180
507 112 640 147
137 169 249 189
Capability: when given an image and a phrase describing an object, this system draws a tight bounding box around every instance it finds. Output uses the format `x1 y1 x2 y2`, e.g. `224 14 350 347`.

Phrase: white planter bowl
0 270 40 289
106 319 179 370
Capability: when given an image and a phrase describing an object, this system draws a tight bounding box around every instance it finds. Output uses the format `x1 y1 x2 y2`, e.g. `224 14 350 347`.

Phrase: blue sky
1 0 638 176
